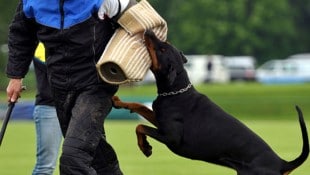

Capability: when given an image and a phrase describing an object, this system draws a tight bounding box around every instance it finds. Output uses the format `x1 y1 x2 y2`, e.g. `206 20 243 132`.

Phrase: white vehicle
184 55 230 84
256 53 310 84
223 56 256 81
139 54 230 85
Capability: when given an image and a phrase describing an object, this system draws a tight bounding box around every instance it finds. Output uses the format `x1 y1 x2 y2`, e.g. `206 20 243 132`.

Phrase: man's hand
98 0 131 20
6 79 24 102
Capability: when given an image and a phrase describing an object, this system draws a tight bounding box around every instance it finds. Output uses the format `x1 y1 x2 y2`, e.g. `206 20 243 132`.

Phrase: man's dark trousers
52 84 122 175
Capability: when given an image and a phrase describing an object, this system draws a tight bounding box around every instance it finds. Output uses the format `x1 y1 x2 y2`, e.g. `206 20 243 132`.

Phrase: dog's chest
153 96 195 118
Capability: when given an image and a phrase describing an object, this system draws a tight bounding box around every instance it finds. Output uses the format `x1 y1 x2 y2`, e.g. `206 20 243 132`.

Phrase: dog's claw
112 96 120 101
143 149 152 157
138 137 153 157
112 96 120 108
112 96 122 109
141 144 152 157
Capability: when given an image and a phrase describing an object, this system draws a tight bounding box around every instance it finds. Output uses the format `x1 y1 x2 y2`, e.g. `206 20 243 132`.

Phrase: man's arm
6 2 38 102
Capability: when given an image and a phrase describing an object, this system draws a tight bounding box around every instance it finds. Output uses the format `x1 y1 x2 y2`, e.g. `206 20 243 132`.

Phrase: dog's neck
156 70 192 97
158 83 192 97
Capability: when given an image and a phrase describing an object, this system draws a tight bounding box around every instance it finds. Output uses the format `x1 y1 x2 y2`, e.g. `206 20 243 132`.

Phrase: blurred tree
0 0 17 45
0 0 309 89
246 0 297 62
0 0 18 89
289 0 310 53
152 0 302 64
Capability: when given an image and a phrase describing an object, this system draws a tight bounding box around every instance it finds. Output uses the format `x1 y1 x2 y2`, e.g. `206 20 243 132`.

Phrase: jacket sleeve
6 1 38 79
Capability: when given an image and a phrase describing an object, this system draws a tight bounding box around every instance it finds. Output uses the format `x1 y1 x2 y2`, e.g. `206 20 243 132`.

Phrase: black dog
112 30 309 175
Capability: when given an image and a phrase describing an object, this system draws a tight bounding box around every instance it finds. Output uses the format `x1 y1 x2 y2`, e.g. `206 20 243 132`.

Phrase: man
32 43 62 175
6 0 135 174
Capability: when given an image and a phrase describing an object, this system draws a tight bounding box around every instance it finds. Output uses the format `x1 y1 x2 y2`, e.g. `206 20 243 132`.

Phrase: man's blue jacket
6 0 118 91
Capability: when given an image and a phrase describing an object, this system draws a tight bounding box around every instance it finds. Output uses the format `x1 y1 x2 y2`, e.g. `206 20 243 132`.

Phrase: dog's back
154 87 282 167
143 30 309 174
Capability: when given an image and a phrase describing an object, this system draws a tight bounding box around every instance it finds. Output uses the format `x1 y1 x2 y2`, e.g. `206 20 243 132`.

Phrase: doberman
112 30 309 175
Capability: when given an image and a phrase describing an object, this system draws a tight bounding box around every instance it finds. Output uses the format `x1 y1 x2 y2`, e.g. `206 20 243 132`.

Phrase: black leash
0 102 16 147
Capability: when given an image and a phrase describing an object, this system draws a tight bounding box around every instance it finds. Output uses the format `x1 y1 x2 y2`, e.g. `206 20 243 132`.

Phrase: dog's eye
160 48 166 52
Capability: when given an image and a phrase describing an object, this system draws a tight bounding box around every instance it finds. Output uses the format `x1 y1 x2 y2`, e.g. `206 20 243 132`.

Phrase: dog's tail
281 106 309 174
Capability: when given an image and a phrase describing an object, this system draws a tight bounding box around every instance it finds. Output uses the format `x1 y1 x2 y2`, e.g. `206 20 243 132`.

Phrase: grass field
1 83 310 120
116 83 310 120
0 120 309 175
0 83 310 174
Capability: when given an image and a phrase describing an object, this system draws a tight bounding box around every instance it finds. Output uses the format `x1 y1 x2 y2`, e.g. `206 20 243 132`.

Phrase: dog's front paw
112 96 122 109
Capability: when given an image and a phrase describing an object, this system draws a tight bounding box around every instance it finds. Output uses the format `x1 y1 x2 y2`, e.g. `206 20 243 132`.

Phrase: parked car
256 53 310 84
223 56 256 81
184 55 230 84
138 55 230 85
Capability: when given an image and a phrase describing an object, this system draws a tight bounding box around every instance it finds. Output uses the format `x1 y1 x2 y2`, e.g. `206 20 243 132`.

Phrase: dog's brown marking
112 96 158 127
112 96 158 157
144 34 160 71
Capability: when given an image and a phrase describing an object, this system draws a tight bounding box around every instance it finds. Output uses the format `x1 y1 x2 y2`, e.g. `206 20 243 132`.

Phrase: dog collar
158 83 192 97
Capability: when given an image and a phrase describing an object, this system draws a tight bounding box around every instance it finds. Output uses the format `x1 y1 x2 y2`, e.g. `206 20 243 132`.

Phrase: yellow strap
34 42 45 62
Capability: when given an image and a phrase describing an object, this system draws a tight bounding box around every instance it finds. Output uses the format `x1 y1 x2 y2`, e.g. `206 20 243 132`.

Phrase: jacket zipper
59 0 65 30
59 0 70 88
93 25 100 82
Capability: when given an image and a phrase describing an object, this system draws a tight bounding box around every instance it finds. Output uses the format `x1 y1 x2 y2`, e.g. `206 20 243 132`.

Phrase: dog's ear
167 65 177 85
180 52 187 63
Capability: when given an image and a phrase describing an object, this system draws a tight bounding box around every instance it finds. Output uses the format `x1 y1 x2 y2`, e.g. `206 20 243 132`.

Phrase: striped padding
96 0 167 84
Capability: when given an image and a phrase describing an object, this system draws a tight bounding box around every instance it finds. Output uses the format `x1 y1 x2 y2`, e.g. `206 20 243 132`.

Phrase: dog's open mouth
144 30 160 71
143 30 156 50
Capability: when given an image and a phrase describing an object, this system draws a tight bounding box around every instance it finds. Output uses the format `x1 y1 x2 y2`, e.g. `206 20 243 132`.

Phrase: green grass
115 83 310 120
0 120 309 175
2 82 309 120
1 83 310 174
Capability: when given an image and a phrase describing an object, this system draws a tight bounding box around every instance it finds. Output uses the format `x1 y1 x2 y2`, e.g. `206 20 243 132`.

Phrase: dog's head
144 30 187 85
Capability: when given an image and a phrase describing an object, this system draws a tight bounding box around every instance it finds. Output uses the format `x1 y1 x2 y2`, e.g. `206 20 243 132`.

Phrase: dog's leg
112 96 158 126
136 124 153 157
136 124 168 157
